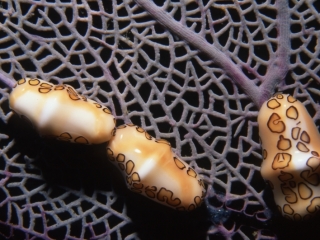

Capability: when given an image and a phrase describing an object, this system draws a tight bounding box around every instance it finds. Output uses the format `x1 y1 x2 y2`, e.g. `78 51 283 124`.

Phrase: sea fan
0 0 320 239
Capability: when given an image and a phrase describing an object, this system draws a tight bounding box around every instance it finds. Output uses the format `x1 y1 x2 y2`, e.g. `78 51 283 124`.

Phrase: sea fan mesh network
0 0 320 239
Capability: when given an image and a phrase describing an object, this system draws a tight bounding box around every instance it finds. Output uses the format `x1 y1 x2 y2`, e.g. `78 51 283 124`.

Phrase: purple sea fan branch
133 0 261 107
259 0 290 106
0 71 16 89
37 4 128 120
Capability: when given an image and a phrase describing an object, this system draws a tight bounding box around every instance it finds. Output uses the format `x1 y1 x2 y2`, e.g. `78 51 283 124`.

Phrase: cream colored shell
9 78 115 144
258 93 320 220
107 124 206 210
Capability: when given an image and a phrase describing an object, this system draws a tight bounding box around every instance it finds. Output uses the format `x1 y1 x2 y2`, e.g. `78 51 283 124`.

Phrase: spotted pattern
267 113 285 133
106 124 205 210
258 94 320 220
306 157 320 171
301 170 319 186
306 198 320 213
278 171 294 182
11 78 115 144
286 106 299 120
187 167 197 178
297 142 309 152
263 149 267 159
298 183 312 199
58 132 72 141
291 127 300 140
75 136 89 144
277 136 291 150
301 131 310 143
157 188 181 206
174 157 186 170
267 99 281 109
272 153 292 170
281 184 297 203
283 204 294 215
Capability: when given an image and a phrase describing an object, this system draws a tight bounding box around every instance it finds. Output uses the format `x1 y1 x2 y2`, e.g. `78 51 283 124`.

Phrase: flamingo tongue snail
258 93 320 220
107 124 206 210
4 76 206 210
9 78 116 144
